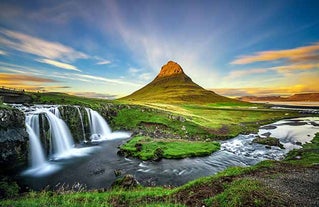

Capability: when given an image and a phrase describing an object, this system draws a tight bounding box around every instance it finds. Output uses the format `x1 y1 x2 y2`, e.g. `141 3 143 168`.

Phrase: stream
17 112 318 190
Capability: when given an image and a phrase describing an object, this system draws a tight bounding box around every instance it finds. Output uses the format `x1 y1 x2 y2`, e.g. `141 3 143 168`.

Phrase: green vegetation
28 92 111 107
284 132 319 166
112 107 212 139
120 136 220 160
253 137 284 149
205 179 285 207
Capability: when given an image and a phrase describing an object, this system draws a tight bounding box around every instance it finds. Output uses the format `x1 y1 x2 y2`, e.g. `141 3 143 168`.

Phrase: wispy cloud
0 50 6 55
0 28 88 62
74 74 142 87
69 91 117 100
231 42 319 65
37 58 81 71
96 60 111 65
227 68 268 79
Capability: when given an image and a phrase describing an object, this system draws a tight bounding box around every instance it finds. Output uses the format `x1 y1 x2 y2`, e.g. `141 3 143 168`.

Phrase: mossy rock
253 137 284 149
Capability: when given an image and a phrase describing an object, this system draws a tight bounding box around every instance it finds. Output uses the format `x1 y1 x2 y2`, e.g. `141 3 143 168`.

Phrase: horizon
0 0 319 99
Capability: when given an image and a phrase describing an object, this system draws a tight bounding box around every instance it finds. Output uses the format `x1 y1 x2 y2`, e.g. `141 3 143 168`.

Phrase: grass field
119 136 220 160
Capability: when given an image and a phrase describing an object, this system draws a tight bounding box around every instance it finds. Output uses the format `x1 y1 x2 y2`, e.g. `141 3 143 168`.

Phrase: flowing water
11 104 319 190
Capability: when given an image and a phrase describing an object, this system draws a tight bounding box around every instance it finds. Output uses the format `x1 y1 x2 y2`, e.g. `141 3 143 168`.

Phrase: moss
120 136 220 160
253 137 284 149
0 179 20 199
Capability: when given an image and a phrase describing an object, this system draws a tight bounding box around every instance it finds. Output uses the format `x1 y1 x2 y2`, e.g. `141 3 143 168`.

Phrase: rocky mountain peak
156 61 185 79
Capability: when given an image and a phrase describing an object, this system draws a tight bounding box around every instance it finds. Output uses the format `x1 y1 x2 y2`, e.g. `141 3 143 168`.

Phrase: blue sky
0 0 318 98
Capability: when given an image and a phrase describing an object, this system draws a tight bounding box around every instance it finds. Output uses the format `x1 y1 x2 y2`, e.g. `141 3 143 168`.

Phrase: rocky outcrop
0 107 28 172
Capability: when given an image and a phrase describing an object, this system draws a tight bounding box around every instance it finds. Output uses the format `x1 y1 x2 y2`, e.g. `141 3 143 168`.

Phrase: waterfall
44 109 74 158
76 106 86 142
25 117 46 168
86 108 112 141
85 108 130 141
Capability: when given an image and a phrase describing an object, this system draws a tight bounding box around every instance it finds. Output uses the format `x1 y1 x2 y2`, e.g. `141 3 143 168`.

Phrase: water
75 106 86 142
11 104 130 177
18 116 319 190
86 108 130 141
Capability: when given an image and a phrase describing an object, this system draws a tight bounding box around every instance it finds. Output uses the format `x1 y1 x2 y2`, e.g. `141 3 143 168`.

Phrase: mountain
238 93 319 102
120 61 238 104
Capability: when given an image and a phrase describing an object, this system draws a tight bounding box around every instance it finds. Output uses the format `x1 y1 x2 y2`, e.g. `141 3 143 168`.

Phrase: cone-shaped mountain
120 61 238 103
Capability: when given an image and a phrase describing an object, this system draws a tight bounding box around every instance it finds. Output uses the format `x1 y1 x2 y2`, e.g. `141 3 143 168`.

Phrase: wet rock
153 148 164 161
92 168 105 175
261 132 271 137
0 108 28 170
111 174 140 189
135 143 142 152
295 141 302 146
253 137 284 149
114 169 122 177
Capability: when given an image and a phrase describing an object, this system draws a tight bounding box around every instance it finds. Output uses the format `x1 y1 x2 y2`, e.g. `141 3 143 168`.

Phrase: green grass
120 136 220 160
27 92 111 108
112 107 212 139
284 132 319 166
205 178 285 207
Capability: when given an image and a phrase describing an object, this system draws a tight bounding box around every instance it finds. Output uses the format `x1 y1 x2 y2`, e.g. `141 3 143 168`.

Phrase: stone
111 174 140 189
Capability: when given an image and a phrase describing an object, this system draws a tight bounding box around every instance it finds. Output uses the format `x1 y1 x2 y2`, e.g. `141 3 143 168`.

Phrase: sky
0 0 318 99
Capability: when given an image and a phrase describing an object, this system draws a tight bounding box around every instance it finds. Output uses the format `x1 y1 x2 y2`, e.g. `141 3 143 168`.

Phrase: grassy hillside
120 61 240 104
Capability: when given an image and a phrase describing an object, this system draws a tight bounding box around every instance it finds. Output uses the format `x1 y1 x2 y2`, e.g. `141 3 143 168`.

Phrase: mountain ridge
238 93 319 102
120 61 239 104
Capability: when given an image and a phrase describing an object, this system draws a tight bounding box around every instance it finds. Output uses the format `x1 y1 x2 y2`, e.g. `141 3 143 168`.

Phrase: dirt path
254 165 319 207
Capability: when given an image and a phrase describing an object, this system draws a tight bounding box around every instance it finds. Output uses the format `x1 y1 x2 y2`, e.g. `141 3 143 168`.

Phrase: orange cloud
0 73 60 91
0 73 57 83
231 42 319 65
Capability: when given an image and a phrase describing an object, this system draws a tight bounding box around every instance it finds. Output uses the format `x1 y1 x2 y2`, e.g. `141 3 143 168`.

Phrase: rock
0 108 29 171
114 169 122 177
153 148 164 161
261 132 271 137
111 174 140 189
295 142 302 146
135 143 142 152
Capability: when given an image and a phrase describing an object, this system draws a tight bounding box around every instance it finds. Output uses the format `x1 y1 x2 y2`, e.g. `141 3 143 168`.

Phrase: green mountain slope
120 61 239 104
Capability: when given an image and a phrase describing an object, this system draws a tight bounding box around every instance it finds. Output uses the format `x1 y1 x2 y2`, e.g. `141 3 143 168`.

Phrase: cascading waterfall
25 117 46 169
86 108 131 141
44 109 74 158
76 106 86 142
12 104 130 176
86 108 112 141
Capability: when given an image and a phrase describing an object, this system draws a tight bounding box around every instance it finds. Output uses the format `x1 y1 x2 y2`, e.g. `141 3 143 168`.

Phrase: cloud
227 68 268 79
74 74 142 87
69 92 117 100
0 50 6 55
96 60 111 65
0 73 57 83
231 42 319 65
0 28 88 62
37 58 81 71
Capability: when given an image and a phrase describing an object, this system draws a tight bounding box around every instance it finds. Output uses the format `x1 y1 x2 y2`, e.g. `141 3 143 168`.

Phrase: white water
86 108 130 141
75 106 86 142
25 122 46 168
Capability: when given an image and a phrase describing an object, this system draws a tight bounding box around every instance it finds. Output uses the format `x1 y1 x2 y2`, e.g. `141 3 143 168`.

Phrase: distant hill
238 93 319 102
120 61 238 104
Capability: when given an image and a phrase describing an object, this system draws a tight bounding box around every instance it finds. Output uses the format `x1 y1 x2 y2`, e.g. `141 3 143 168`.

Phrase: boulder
111 174 140 189
0 108 28 173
